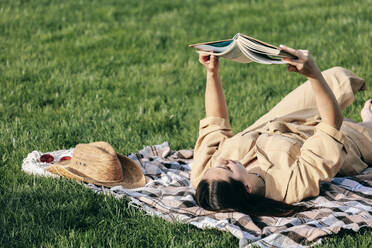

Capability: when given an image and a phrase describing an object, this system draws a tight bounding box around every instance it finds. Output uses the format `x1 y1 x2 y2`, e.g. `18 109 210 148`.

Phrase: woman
191 45 370 217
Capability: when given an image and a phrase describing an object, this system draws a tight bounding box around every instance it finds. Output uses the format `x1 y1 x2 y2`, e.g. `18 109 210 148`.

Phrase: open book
189 33 296 64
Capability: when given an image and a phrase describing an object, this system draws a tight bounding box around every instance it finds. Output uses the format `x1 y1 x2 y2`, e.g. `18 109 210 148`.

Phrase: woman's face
202 159 252 192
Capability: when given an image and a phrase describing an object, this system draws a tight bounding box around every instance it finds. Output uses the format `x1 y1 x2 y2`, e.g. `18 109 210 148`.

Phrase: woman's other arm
199 54 229 119
280 46 343 130
191 54 233 188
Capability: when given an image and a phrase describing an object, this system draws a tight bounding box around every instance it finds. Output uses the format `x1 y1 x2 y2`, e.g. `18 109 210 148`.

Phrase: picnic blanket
22 142 372 248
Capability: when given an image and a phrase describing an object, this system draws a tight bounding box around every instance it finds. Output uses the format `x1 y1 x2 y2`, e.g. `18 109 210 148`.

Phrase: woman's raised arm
199 54 229 120
280 45 343 130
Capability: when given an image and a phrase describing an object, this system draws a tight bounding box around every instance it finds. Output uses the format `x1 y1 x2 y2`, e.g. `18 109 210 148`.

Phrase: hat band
66 167 125 185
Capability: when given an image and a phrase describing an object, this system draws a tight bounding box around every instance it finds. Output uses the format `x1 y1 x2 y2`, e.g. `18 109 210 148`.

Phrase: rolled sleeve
316 122 344 144
191 116 233 188
284 122 345 204
198 116 232 141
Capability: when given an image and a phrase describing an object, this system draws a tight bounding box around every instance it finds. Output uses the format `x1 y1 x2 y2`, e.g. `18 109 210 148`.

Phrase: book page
196 48 252 63
189 39 234 53
193 39 251 63
220 44 252 63
238 35 279 55
238 34 297 59
237 41 285 64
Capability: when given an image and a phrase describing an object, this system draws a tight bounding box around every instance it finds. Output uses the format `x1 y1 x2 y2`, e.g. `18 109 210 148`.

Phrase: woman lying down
192 45 371 217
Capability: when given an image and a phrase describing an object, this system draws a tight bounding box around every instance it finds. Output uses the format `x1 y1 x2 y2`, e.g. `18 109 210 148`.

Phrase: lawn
0 0 371 247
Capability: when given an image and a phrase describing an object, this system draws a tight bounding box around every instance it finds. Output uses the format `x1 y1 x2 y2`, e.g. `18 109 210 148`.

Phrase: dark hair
195 178 311 217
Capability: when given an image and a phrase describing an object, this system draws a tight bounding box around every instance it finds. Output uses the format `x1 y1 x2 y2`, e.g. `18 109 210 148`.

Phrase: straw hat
46 142 146 188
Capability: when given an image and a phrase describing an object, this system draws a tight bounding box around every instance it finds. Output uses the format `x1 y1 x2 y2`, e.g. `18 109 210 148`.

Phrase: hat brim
46 154 146 189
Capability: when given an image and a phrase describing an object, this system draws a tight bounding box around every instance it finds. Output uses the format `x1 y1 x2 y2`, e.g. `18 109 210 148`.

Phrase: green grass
1 0 371 247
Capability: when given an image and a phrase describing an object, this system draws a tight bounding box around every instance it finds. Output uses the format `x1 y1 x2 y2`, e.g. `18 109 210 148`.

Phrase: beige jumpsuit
191 67 371 204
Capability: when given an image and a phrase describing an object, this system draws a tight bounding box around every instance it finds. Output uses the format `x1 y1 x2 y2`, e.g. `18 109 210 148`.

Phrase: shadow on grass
0 176 238 247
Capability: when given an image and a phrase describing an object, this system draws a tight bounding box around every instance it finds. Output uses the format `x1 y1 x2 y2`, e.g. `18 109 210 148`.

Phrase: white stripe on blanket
22 142 372 248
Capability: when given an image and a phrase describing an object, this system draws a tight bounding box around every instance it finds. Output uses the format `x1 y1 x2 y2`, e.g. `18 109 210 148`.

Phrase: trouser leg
246 67 365 131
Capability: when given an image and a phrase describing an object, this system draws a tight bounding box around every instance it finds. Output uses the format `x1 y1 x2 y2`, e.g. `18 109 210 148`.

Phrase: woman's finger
279 45 299 56
298 50 309 56
282 57 298 66
295 50 308 60
199 57 206 65
199 54 211 64
210 55 216 63
288 64 298 72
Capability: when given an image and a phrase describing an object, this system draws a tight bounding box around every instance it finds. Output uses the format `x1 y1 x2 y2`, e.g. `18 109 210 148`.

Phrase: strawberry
40 154 54 163
60 156 72 161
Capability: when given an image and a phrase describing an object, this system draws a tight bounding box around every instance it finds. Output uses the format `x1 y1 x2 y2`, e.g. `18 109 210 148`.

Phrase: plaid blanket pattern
22 142 372 248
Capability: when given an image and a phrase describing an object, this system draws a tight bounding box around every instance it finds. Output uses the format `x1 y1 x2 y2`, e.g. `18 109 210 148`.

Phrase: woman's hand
199 53 219 74
280 45 321 79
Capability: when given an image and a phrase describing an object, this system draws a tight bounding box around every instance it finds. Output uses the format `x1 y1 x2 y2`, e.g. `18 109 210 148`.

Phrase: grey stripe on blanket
22 142 372 248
